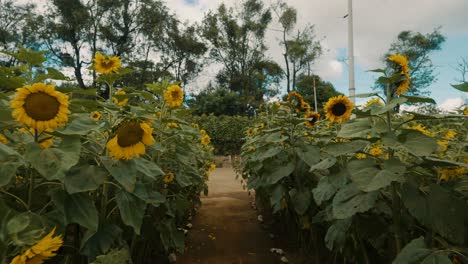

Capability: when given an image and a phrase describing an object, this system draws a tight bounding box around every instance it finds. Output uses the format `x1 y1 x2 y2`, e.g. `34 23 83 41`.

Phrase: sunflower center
171 90 180 99
310 116 317 124
116 122 143 147
331 103 347 116
102 59 114 69
23 92 60 121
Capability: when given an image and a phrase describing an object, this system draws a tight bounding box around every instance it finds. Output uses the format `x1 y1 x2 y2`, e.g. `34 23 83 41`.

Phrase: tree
42 0 92 89
273 1 322 92
0 1 43 66
378 28 445 95
201 0 281 112
295 74 342 112
187 85 246 116
454 56 468 83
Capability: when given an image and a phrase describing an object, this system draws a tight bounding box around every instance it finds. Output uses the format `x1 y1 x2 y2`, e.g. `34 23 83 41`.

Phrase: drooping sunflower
304 112 320 128
356 153 367 159
0 134 7 144
163 172 175 184
286 91 305 111
106 121 155 160
164 85 184 108
90 111 102 121
323 95 353 123
93 52 121 74
112 90 128 107
10 227 63 264
10 83 70 132
388 54 411 95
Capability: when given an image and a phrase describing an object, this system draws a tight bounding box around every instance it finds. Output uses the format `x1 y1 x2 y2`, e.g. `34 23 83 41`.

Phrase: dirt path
178 167 279 264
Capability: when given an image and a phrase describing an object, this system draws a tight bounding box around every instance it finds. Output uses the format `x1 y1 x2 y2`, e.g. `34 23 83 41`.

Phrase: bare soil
177 167 281 264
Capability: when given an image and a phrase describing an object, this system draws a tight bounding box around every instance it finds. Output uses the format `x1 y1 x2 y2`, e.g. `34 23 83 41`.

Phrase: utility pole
347 0 356 103
313 77 318 112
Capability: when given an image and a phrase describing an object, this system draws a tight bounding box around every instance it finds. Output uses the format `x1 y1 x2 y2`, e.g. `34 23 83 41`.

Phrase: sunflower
10 227 63 264
10 83 70 132
464 107 468 116
163 172 175 184
209 163 216 172
324 95 353 123
365 97 384 107
106 121 155 160
165 122 178 129
439 167 466 182
90 111 102 121
356 153 367 159
0 134 7 144
369 144 384 156
164 85 184 108
304 112 320 128
286 91 305 111
444 130 457 140
248 146 256 152
408 123 433 137
93 52 121 74
388 54 411 95
246 128 254 136
112 90 128 107
201 134 211 146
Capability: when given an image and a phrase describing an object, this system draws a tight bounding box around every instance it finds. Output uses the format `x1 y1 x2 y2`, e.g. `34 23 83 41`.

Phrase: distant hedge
191 115 254 156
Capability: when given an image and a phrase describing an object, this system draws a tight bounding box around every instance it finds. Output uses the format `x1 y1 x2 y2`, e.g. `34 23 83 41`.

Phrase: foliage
191 114 254 156
239 56 468 263
201 0 282 112
294 74 342 112
187 87 246 116
0 50 214 263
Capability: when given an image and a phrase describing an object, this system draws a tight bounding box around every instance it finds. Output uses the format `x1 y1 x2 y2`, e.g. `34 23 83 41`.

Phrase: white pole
313 77 318 112
348 0 356 103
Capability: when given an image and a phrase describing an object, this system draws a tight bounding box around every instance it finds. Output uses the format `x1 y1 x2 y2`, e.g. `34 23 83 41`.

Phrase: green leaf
393 237 431 264
393 237 451 264
116 191 146 235
175 172 192 187
64 165 108 194
81 222 122 262
159 220 185 252
134 158 164 179
6 213 31 235
401 95 436 104
91 247 132 264
323 140 368 156
312 172 347 206
337 118 378 138
0 162 22 187
56 114 102 136
423 157 468 168
350 92 381 98
349 159 406 192
64 192 99 232
102 157 137 192
289 188 311 215
332 184 378 219
402 183 467 244
371 97 408 115
1 46 46 66
325 219 352 251
294 144 320 167
133 183 165 206
309 156 336 172
25 136 81 181
451 82 468 92
367 69 386 73
265 162 295 184
398 130 437 156
270 184 285 213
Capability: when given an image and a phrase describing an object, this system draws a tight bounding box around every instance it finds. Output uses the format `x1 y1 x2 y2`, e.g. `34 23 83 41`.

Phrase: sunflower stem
386 84 402 255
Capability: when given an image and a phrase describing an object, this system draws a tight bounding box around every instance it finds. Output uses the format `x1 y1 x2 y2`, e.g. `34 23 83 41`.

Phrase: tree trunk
283 30 291 93
72 42 87 89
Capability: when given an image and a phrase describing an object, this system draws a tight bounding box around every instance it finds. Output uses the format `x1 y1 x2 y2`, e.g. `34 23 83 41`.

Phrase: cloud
438 97 465 112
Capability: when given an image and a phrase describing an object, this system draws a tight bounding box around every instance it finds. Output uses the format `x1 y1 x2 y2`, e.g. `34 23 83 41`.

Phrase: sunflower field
0 47 215 263
239 54 468 263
